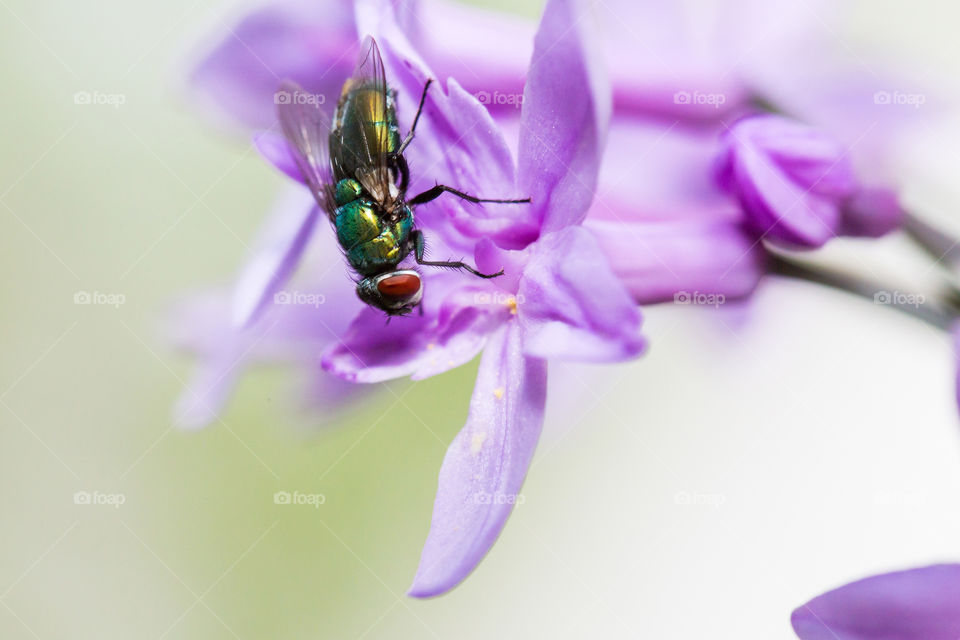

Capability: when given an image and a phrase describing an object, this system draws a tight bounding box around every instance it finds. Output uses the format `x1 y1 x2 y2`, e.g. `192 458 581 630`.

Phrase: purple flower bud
716 114 860 248
840 186 904 238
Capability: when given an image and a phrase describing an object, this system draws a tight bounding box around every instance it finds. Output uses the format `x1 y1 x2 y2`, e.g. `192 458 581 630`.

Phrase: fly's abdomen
331 84 401 182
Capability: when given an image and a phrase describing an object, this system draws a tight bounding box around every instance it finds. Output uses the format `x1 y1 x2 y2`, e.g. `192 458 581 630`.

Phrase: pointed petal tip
405 578 449 599
789 606 823 639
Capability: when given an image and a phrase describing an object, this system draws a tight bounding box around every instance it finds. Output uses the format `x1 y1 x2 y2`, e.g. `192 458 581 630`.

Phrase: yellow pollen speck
493 387 505 400
470 432 487 454
505 296 518 315
426 342 436 350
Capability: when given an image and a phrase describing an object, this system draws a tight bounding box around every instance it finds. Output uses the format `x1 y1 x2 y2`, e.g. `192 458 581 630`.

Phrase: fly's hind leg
410 230 503 279
408 184 531 206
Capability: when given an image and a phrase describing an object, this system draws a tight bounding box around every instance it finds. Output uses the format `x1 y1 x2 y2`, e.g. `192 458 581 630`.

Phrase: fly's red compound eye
376 272 421 300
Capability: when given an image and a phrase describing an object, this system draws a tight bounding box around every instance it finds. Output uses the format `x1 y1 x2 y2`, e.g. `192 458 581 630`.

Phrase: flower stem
767 251 956 332
902 212 960 266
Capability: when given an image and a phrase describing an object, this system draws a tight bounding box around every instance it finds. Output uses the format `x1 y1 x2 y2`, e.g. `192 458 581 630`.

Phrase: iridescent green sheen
334 178 363 206
334 182 414 276
341 205 414 276
330 83 412 277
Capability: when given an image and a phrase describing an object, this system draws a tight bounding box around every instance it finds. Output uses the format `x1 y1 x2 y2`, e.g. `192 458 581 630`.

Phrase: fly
277 36 529 316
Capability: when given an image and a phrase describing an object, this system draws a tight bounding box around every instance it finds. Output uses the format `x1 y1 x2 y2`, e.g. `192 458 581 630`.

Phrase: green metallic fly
277 36 529 316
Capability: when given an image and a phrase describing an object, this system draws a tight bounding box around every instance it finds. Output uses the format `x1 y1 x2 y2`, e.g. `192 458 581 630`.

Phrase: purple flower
197 0 642 594
792 564 960 639
312 0 642 597
189 0 532 131
587 119 767 303
715 114 901 248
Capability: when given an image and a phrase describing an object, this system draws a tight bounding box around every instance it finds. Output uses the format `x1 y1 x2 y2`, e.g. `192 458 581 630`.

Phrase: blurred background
3 0 960 638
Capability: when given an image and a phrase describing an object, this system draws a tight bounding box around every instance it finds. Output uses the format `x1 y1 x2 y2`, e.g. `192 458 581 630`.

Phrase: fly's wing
330 36 394 207
277 80 337 221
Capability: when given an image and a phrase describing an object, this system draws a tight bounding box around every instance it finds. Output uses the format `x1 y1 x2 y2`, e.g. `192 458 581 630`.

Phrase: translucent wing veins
276 81 337 221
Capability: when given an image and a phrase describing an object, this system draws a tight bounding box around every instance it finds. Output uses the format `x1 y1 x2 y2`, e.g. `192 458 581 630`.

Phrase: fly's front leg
408 184 531 206
395 79 432 157
410 230 503 279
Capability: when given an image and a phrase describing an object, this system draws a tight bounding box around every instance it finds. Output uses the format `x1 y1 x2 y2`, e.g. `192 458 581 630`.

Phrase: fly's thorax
336 202 414 276
335 198 381 250
356 270 423 315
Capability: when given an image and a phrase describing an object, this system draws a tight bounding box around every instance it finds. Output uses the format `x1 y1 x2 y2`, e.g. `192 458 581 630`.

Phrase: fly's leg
411 230 503 279
395 79 432 157
408 184 531 206
395 154 410 195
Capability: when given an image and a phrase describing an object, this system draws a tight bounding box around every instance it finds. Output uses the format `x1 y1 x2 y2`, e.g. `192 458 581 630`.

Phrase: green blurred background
4 1 960 638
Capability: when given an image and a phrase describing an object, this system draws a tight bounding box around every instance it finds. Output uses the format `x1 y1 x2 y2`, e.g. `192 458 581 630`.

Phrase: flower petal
231 190 321 327
411 0 533 114
167 273 360 430
792 565 960 640
188 0 357 129
253 131 306 184
408 323 547 597
517 226 646 361
358 8 536 250
321 274 506 383
519 0 610 233
586 206 765 304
